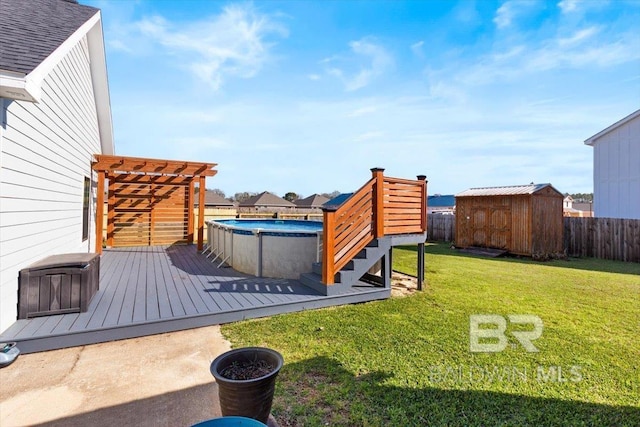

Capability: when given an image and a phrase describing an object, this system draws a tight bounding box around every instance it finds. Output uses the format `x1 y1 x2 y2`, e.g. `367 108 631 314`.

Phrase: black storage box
18 253 100 319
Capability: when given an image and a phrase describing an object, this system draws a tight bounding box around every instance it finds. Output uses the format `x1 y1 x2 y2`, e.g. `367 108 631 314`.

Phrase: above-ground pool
206 219 323 279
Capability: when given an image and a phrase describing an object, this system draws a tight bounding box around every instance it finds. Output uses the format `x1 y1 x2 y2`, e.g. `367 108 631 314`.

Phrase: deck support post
417 242 425 291
417 175 428 290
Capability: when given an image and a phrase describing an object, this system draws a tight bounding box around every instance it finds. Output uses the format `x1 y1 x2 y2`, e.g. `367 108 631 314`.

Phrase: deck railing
322 168 427 284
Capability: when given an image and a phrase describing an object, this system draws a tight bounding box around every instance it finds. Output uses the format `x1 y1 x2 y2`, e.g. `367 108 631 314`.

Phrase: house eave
584 109 640 146
0 70 40 103
0 10 114 155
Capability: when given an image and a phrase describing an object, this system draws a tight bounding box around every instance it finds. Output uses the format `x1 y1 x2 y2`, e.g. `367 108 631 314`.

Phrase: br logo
470 315 543 353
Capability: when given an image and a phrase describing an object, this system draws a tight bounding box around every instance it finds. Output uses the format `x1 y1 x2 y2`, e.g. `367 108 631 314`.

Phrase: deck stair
299 168 428 295
300 237 392 295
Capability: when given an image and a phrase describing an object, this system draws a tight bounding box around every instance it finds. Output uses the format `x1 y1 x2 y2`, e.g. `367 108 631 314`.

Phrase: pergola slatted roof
92 155 218 253
92 155 218 177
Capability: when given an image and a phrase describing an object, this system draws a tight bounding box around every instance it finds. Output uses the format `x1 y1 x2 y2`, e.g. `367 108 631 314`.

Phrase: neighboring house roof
0 0 98 75
324 193 353 208
573 202 593 212
239 191 295 208
456 184 562 197
0 0 114 155
294 194 330 208
428 194 456 207
584 109 640 146
194 190 236 207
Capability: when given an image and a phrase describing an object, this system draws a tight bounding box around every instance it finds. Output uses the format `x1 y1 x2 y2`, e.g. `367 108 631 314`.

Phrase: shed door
489 206 510 249
110 180 190 247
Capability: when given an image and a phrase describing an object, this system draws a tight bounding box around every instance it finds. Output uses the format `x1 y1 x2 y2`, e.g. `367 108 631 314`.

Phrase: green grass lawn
221 243 640 426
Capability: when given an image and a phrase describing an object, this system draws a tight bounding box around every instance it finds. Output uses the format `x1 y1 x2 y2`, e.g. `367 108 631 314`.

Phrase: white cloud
558 0 580 14
354 131 383 142
348 105 378 117
136 4 288 90
411 41 424 57
323 37 393 91
557 26 600 47
445 27 639 87
493 0 537 29
308 74 321 80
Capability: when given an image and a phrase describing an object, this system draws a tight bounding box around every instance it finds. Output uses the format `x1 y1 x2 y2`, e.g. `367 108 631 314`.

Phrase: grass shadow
274 356 639 426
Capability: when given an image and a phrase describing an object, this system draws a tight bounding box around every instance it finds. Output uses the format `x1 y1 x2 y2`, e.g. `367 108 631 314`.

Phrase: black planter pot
210 347 284 424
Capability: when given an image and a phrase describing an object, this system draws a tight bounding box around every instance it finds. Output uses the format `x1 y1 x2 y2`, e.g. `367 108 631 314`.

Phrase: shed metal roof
0 0 98 75
456 183 560 197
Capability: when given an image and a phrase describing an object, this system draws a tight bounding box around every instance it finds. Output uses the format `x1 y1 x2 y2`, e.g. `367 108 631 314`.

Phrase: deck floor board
0 245 390 353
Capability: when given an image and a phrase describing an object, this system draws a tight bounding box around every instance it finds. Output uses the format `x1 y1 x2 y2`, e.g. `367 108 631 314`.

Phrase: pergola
92 155 217 254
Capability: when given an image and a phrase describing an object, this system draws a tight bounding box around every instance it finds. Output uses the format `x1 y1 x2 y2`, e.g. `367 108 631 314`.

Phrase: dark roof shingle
0 0 98 74
239 192 295 208
294 194 330 208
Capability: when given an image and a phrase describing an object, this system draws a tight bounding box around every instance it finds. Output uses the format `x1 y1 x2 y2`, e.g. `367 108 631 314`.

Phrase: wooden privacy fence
428 215 455 242
564 217 640 262
428 214 640 263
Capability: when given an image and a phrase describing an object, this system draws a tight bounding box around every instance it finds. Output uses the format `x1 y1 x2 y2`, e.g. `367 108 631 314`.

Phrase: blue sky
86 0 640 197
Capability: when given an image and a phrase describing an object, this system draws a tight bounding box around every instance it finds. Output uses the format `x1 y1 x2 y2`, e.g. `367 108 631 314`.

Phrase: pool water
214 219 322 233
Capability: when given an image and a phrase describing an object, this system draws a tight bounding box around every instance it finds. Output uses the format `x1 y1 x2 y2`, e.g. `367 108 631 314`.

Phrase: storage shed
455 184 564 258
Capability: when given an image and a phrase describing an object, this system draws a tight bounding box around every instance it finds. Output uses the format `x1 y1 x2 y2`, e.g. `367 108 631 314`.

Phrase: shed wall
0 36 100 333
455 191 563 257
531 194 564 255
456 195 532 255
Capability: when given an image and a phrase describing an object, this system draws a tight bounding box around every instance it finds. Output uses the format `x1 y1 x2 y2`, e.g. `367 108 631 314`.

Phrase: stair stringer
300 236 392 296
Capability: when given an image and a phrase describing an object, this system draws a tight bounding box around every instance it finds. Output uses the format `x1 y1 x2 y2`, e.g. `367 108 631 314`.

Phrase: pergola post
95 170 105 254
197 176 206 251
187 178 195 244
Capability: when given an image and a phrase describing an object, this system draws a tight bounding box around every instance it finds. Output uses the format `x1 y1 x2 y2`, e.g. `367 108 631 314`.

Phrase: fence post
371 168 385 238
322 207 337 284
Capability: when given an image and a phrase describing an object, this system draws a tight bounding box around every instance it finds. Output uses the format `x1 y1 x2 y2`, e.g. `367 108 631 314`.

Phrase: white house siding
0 35 101 333
592 115 640 220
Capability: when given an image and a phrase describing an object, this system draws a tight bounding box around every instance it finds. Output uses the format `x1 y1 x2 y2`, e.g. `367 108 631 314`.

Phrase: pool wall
206 221 322 279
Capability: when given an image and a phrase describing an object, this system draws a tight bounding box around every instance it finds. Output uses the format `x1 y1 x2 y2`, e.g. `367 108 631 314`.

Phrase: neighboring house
427 194 455 215
0 0 113 333
196 190 237 208
294 194 330 210
563 196 593 217
584 109 640 220
238 191 295 211
572 202 594 217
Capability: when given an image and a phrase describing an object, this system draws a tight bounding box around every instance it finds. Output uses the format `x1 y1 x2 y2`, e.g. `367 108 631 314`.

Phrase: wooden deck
0 245 389 353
